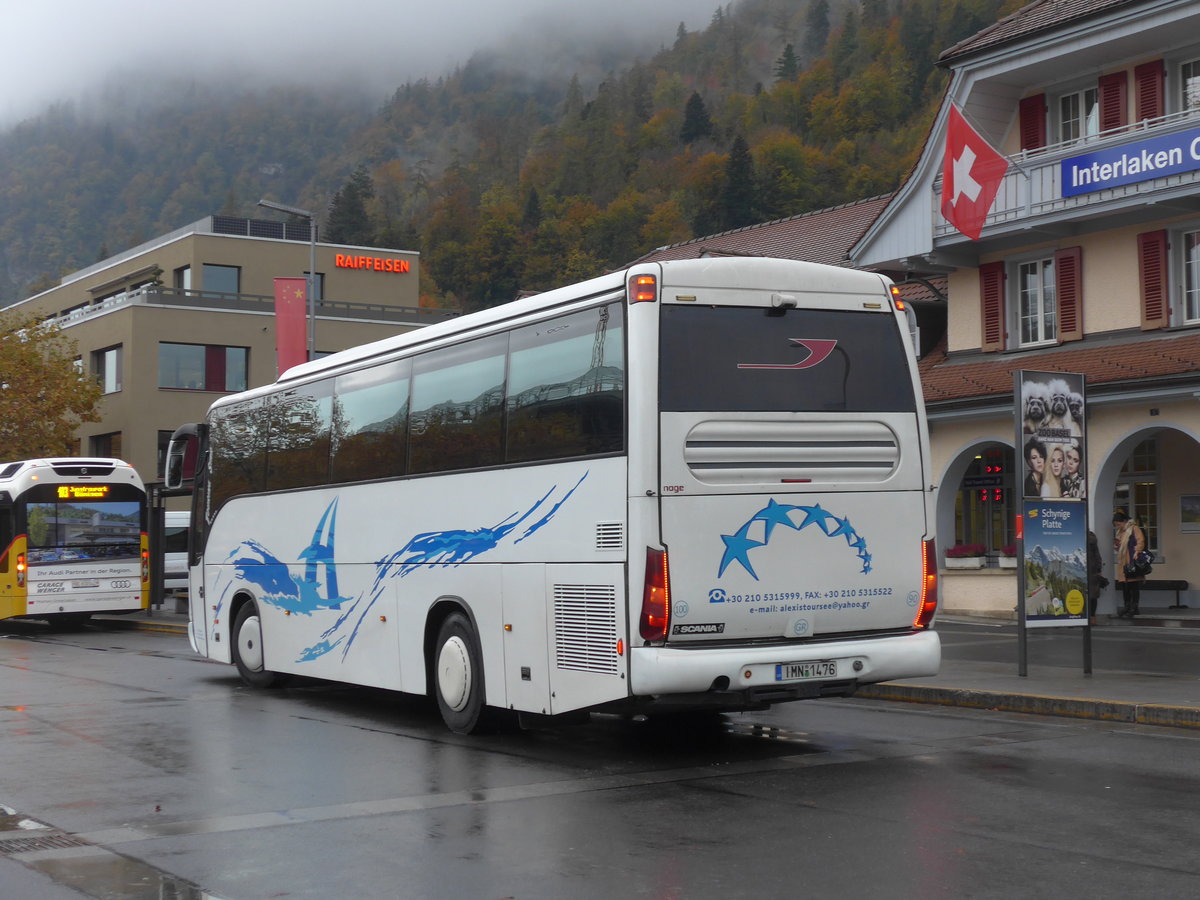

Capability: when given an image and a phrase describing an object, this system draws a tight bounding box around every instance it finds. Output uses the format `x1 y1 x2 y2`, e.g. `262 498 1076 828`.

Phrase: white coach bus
166 257 940 732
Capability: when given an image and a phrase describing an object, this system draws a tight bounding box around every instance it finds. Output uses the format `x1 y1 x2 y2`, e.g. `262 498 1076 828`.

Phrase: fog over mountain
2 0 709 125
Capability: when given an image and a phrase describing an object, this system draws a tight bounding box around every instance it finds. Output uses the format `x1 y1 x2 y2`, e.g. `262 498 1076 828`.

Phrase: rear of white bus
625 258 939 712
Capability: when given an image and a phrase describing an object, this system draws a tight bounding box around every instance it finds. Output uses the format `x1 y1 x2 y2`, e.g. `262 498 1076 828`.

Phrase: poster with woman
1017 371 1087 500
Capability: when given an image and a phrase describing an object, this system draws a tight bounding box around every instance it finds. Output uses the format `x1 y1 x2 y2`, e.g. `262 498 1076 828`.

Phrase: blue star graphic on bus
717 501 871 581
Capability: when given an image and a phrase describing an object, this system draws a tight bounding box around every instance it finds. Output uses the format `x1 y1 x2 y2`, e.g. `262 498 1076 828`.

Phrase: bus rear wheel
434 613 486 734
232 602 281 688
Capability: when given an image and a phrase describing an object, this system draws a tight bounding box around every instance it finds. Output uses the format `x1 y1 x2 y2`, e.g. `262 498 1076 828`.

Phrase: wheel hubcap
437 635 471 711
238 615 264 672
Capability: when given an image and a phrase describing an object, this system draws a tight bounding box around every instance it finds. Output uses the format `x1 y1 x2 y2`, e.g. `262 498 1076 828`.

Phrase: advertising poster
1018 371 1086 501
1022 500 1088 627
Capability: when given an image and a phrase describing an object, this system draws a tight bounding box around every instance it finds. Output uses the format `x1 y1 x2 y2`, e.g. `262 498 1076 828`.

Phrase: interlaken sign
1061 125 1200 197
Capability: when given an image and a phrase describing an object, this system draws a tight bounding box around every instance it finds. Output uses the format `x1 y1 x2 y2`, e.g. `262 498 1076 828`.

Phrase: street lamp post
257 198 317 361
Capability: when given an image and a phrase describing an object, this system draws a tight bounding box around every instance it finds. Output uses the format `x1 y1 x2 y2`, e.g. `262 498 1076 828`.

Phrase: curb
857 683 1200 730
94 617 189 636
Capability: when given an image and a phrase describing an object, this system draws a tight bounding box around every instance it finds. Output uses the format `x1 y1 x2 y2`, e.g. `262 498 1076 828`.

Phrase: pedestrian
1112 509 1146 618
1086 530 1107 625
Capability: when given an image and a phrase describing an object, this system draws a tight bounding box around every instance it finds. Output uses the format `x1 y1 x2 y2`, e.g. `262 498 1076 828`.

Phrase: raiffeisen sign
1061 125 1200 197
334 254 411 273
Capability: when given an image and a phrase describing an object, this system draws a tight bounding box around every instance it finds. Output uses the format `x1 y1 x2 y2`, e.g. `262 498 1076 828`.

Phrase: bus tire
434 612 486 734
232 602 280 688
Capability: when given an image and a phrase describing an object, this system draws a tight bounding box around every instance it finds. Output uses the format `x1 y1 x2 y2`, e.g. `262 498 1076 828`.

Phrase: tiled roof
629 195 894 269
939 0 1138 62
919 333 1200 403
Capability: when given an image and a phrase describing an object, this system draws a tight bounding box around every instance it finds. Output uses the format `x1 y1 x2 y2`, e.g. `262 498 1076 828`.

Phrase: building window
1017 258 1057 346
1182 59 1200 112
1058 87 1098 143
93 345 122 394
158 343 248 391
174 266 192 290
91 432 123 459
201 264 240 296
1114 439 1159 553
1183 230 1200 324
157 430 174 477
304 271 325 301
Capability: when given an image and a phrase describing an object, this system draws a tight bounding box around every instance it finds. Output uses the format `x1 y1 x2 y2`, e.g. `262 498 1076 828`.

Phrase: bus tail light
16 553 26 587
914 540 938 629
141 547 150 583
629 274 658 303
639 547 671 642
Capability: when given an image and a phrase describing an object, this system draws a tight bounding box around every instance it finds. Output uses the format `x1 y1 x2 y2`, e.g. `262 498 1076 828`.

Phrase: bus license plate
776 661 837 682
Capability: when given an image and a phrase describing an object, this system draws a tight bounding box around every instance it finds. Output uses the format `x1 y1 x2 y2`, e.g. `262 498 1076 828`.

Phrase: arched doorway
937 439 1017 563
1091 425 1200 615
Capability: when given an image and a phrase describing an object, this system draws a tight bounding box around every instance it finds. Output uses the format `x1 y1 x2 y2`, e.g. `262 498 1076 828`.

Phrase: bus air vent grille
683 420 899 485
595 521 625 551
553 584 619 675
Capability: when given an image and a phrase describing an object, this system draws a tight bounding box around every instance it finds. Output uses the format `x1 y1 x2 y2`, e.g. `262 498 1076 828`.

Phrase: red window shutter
1134 60 1165 122
1055 247 1083 342
1137 230 1169 331
1019 94 1046 151
979 261 1006 352
1099 71 1128 132
205 345 227 391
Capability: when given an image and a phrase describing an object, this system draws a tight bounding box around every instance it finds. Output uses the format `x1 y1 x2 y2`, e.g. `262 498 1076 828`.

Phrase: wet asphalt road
2 619 1199 900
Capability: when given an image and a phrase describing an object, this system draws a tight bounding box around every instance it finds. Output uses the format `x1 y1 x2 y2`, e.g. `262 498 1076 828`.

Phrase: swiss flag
941 104 1009 241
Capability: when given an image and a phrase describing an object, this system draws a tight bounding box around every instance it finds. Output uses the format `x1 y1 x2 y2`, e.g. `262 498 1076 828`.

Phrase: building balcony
934 109 1200 252
51 285 459 329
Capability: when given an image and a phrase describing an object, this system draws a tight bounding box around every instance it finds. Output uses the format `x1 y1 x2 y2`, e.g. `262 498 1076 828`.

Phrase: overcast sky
1 0 711 125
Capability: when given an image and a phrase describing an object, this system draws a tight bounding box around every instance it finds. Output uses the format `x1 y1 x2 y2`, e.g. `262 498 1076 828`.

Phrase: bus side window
0 501 11 572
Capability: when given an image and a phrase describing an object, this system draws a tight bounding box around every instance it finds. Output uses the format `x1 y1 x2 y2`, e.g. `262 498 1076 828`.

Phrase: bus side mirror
166 424 203 490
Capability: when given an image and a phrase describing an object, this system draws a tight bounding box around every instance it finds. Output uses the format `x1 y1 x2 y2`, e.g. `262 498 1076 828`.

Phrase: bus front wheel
434 613 485 734
232 602 280 688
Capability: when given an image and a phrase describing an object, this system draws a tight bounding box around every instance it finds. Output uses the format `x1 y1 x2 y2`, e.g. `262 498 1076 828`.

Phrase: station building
5 215 453 485
639 0 1200 617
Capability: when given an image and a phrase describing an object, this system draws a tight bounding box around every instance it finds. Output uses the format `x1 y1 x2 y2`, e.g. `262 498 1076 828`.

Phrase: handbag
1123 550 1153 578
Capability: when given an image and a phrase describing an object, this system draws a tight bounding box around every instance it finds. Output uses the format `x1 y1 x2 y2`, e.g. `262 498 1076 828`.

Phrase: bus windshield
659 305 917 413
24 490 143 565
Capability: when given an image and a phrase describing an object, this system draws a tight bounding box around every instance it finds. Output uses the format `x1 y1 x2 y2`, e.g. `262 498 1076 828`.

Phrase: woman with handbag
1113 509 1146 618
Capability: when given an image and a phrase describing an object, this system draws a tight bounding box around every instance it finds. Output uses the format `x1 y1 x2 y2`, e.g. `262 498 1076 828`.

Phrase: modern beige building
6 215 454 485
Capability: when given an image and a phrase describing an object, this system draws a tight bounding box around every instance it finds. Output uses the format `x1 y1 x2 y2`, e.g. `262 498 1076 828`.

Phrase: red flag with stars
941 104 1009 241
274 277 308 374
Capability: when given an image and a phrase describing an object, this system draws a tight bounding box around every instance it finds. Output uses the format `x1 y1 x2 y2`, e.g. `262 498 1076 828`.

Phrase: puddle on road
1 802 225 900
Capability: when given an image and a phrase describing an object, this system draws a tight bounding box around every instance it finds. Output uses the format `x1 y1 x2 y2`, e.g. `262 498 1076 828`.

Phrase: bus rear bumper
628 629 940 697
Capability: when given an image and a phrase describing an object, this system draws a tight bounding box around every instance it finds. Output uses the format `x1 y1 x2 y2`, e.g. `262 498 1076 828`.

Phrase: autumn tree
0 310 102 459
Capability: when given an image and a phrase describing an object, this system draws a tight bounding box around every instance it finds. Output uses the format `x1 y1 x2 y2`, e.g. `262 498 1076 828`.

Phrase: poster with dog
1017 371 1087 501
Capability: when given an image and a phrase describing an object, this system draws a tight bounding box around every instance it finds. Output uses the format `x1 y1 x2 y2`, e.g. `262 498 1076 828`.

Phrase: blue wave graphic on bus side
213 474 588 663
718 499 871 580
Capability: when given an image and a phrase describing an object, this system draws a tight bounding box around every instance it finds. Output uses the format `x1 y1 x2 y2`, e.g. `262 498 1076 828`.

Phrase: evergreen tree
720 136 757 230
325 166 376 246
774 43 799 82
680 92 714 144
803 0 831 58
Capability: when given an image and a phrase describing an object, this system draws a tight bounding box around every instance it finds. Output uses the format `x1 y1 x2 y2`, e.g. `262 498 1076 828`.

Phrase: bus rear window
660 305 916 413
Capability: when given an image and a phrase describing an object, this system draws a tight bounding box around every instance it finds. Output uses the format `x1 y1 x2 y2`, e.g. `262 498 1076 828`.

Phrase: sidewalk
99 606 1200 730
858 613 1200 729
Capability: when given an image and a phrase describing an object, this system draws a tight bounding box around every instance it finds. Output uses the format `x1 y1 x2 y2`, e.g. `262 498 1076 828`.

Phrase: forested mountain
0 0 1016 310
